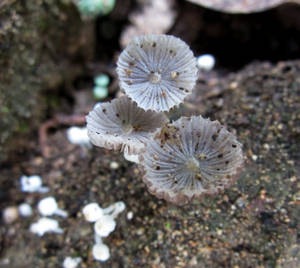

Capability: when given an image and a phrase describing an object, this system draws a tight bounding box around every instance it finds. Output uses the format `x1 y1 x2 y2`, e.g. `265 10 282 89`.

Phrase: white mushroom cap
92 243 110 262
117 34 198 112
2 206 19 224
63 256 82 268
197 54 215 71
30 217 63 236
82 203 104 222
38 197 68 218
94 215 116 237
18 203 33 217
140 116 243 205
20 175 49 193
86 96 168 154
66 126 91 147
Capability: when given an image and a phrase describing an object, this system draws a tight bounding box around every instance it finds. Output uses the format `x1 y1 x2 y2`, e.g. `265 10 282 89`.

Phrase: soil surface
0 1 300 268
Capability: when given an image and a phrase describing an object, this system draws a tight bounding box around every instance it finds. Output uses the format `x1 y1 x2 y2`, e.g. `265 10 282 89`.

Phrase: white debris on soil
197 54 215 71
109 161 119 170
66 126 91 148
2 206 18 224
63 256 82 268
30 217 63 236
18 203 33 217
38 197 68 218
82 203 104 222
82 201 126 262
127 211 133 220
92 243 110 262
20 175 49 193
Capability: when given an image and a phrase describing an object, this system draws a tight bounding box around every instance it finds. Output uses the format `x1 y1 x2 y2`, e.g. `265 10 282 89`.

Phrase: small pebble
2 206 18 224
109 161 119 170
127 211 133 220
252 154 258 161
197 54 215 71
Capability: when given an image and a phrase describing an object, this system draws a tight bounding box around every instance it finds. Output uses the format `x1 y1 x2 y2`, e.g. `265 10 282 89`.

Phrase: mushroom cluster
86 34 243 205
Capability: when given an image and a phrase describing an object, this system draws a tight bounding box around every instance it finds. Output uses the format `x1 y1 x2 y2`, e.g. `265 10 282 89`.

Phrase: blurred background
0 0 299 267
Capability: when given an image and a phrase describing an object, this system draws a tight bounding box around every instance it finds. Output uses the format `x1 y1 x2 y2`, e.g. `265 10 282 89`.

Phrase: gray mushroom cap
139 116 243 205
117 34 198 112
86 96 169 154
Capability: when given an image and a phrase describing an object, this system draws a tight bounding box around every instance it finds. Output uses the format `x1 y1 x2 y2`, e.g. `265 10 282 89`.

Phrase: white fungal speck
92 243 110 262
82 203 104 222
18 203 32 217
2 206 18 224
252 154 258 161
117 34 198 112
20 175 49 193
66 127 91 148
30 217 63 236
197 54 215 71
63 257 82 268
38 197 68 218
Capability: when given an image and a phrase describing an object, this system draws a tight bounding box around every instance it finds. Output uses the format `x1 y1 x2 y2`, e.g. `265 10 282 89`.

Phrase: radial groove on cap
117 34 198 112
139 116 243 205
86 96 169 154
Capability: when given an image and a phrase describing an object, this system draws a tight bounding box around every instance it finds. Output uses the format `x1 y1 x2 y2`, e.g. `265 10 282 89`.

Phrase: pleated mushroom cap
117 34 198 112
140 116 243 205
86 96 169 154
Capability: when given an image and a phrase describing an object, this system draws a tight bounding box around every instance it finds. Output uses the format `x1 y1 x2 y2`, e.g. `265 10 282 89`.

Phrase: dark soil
0 1 300 268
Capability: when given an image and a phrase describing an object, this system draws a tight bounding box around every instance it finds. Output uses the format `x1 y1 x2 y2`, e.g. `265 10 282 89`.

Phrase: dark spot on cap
169 49 173 54
212 134 218 141
140 44 143 48
218 153 223 158
102 109 106 113
129 62 135 67
152 42 156 47
122 120 126 124
232 144 237 148
225 161 229 165
155 166 160 170
116 113 120 117
179 87 184 91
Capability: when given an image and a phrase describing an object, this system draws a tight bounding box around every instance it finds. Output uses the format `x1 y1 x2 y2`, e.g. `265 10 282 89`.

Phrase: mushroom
92 243 110 262
82 203 104 222
94 215 116 238
139 116 243 205
30 217 63 236
38 197 68 218
20 175 49 193
117 34 198 112
86 96 168 154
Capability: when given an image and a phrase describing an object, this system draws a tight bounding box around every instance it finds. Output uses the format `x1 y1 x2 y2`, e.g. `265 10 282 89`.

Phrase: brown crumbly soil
0 59 299 268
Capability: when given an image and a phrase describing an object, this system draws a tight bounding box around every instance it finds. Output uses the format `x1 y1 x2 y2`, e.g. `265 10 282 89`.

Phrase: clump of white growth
82 201 126 262
197 54 215 71
66 126 91 148
38 197 68 218
63 257 82 268
30 217 63 236
20 175 49 193
18 203 33 217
